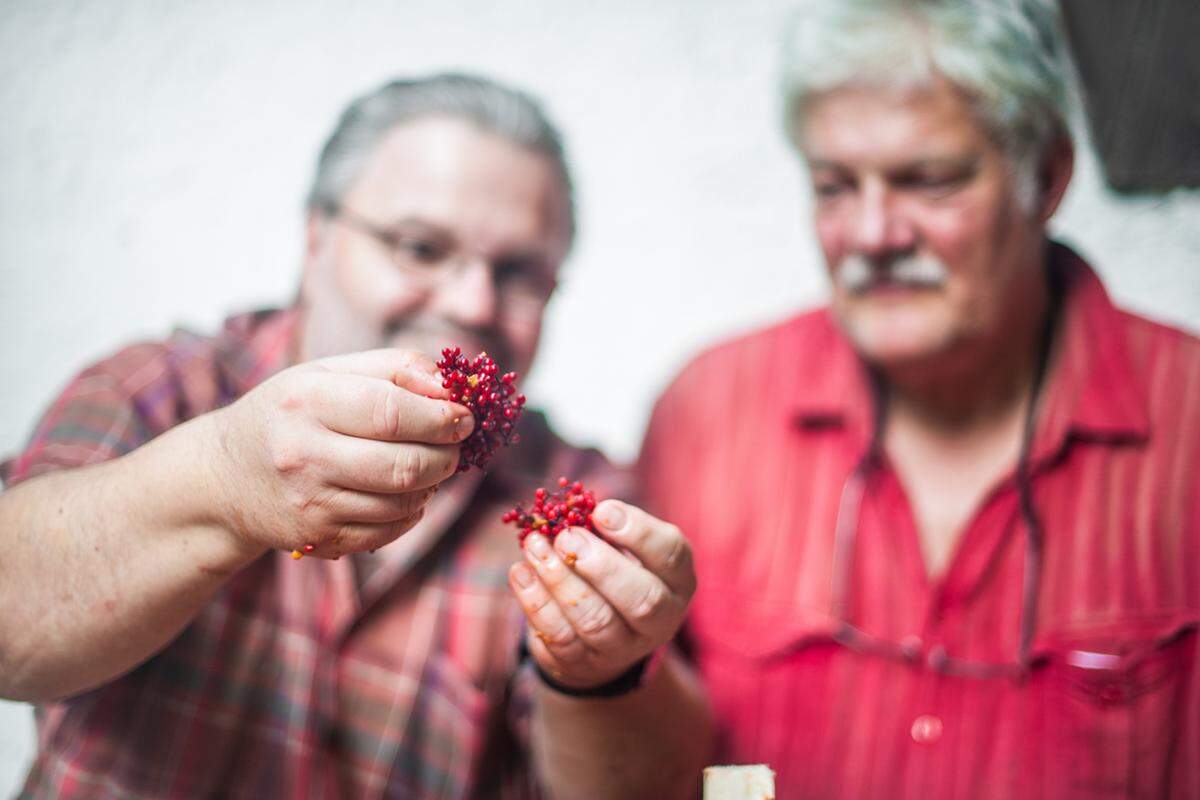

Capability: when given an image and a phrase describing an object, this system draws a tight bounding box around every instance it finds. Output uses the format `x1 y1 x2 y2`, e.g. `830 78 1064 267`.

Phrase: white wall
1 0 1197 791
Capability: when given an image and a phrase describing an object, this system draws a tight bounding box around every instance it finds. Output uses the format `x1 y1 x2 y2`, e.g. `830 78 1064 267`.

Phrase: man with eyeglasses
0 74 712 798
640 1 1199 797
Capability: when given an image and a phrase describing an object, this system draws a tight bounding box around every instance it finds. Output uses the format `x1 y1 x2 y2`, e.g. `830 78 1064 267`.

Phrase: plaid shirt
2 309 626 799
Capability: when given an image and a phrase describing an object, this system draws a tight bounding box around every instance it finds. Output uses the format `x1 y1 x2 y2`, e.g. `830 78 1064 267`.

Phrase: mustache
835 253 949 294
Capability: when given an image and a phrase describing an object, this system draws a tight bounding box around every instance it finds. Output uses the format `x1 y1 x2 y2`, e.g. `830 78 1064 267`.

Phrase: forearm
532 651 715 800
0 413 262 701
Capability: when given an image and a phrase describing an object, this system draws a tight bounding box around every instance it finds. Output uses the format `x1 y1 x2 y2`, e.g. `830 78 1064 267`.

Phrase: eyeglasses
829 451 1043 681
327 204 559 307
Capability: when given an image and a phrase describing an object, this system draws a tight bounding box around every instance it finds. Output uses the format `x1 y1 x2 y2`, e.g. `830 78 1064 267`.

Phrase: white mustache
836 253 949 293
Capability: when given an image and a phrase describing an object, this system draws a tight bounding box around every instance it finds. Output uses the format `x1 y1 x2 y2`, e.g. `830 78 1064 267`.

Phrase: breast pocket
1040 616 1197 800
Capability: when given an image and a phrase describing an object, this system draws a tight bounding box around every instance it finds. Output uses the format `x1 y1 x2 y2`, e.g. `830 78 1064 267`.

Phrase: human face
800 80 1061 373
299 116 571 378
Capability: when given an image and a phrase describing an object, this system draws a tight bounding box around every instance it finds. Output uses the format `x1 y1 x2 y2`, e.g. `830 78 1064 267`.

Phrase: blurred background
1 0 1197 790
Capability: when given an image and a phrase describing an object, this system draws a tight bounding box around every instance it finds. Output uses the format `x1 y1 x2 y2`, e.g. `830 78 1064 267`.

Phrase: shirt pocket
1038 614 1198 800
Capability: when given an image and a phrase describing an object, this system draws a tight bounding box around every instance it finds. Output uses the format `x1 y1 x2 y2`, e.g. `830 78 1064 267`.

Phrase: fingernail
511 563 534 589
594 501 626 531
556 529 587 559
525 534 552 561
456 414 475 438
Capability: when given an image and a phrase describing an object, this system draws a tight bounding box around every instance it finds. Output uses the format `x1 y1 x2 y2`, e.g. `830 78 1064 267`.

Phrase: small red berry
502 477 600 545
438 347 525 472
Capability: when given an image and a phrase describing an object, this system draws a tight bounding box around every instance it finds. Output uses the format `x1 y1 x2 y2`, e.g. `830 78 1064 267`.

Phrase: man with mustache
640 0 1199 796
0 74 712 798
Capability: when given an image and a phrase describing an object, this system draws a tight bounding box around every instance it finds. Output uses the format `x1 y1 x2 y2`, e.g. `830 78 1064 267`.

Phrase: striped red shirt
640 243 1200 799
2 309 626 799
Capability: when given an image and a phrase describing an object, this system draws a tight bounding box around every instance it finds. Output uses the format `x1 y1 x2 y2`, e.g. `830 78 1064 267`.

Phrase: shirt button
911 714 943 744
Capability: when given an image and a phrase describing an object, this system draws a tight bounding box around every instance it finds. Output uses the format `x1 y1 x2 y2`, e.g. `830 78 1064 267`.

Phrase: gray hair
781 0 1072 209
307 72 575 241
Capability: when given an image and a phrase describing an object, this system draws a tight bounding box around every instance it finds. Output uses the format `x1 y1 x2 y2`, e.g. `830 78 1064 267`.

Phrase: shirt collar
787 241 1151 458
788 310 878 453
1029 241 1150 462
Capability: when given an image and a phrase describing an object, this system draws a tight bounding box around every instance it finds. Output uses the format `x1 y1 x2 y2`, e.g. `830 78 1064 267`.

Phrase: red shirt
640 244 1200 799
2 309 626 799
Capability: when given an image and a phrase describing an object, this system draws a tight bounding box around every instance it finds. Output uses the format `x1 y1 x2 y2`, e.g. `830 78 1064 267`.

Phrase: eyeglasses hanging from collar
828 265 1062 681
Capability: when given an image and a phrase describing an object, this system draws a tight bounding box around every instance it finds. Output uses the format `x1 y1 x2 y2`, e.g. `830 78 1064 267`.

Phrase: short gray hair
781 0 1072 207
307 72 575 241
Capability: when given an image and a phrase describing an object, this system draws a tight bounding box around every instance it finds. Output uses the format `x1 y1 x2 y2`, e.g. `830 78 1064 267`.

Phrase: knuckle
435 445 458 479
574 602 616 637
527 592 557 617
394 493 421 518
630 582 667 624
278 390 306 413
292 488 321 515
391 448 428 491
544 624 578 649
374 387 405 440
286 487 330 522
272 375 310 413
662 529 691 572
269 437 307 475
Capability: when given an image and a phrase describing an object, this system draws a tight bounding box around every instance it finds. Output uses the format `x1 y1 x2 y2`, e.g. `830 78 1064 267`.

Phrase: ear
1034 134 1074 223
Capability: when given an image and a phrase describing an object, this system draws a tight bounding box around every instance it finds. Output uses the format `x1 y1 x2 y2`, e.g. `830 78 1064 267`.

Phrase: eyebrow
385 216 450 235
807 156 980 173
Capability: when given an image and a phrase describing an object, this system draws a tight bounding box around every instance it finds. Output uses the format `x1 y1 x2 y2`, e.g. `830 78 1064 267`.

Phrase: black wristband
519 639 649 698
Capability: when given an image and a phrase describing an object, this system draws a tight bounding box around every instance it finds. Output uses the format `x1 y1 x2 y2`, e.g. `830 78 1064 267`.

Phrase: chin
842 314 957 370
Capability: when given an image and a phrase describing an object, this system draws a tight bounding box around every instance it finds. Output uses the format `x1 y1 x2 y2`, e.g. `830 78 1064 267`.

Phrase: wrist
525 644 665 699
152 411 266 566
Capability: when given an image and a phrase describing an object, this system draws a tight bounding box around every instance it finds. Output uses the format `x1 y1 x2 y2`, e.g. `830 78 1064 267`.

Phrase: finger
591 500 696 597
523 533 637 652
322 486 436 524
525 625 573 683
310 348 448 399
304 508 425 558
321 433 460 493
553 527 679 638
309 374 474 444
508 562 590 665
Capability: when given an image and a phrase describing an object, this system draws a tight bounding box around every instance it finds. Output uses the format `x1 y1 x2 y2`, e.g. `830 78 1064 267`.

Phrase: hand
508 499 696 690
206 348 474 558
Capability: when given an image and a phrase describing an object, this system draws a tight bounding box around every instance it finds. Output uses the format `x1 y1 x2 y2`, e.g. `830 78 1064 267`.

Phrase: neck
883 278 1051 440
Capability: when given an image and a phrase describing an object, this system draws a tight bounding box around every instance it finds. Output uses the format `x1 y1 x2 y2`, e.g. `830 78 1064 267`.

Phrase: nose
850 183 916 257
435 254 498 328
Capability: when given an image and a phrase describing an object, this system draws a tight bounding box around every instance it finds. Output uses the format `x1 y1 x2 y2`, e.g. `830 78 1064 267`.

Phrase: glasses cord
840 257 1065 672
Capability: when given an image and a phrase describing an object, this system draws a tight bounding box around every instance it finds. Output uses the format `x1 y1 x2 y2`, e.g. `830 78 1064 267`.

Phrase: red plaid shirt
2 309 626 799
641 244 1200 799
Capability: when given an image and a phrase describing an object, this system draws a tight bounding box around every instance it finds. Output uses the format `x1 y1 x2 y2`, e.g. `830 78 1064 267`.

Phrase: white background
1 0 1197 791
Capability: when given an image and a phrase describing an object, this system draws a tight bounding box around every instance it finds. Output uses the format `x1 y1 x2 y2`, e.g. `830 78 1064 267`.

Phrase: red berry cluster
438 347 525 472
503 477 598 544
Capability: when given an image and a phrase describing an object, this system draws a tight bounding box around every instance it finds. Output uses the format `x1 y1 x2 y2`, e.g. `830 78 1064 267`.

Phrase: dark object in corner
1060 0 1200 193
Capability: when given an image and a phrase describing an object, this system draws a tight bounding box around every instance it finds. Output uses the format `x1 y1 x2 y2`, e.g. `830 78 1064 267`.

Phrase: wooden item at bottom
703 764 776 799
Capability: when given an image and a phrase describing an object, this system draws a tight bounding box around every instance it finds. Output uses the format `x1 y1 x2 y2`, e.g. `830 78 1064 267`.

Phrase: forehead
342 116 569 250
800 79 996 167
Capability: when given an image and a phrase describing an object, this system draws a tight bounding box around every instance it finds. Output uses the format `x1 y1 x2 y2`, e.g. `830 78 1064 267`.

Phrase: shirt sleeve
1 347 167 488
